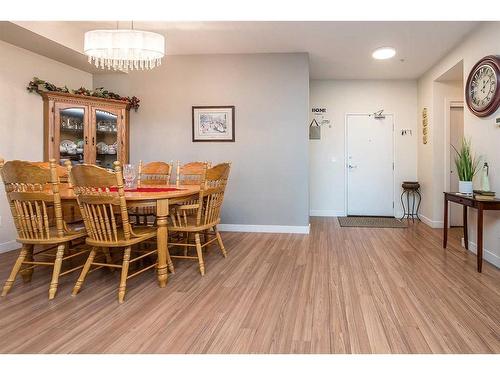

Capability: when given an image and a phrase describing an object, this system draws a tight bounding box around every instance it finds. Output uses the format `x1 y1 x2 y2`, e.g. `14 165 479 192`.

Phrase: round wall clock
465 55 500 117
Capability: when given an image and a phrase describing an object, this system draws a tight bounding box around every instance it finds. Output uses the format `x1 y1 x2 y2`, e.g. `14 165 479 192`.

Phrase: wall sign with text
309 107 331 140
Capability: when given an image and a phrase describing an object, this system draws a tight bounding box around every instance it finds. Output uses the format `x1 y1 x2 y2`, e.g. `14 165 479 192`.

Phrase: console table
443 192 500 272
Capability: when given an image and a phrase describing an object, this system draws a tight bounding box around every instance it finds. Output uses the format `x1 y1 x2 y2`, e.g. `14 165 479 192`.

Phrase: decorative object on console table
400 181 421 222
192 106 235 142
452 138 481 195
473 189 496 201
465 55 500 118
480 162 491 192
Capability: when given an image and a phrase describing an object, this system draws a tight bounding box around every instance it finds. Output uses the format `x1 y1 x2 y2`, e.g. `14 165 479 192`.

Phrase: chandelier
84 25 165 71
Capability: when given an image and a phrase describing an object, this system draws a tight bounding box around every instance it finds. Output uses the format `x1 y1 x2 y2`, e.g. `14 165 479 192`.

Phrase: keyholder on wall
370 109 386 119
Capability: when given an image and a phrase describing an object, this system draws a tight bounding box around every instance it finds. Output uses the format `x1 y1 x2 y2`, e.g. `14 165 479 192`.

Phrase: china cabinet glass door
54 104 89 166
93 107 121 169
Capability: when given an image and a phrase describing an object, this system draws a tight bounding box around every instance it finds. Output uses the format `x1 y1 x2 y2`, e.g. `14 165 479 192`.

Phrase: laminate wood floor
0 217 499 353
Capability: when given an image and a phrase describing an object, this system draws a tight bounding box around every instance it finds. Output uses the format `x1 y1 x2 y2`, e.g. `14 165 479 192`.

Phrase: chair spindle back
32 161 70 183
0 159 65 240
70 162 132 243
176 161 211 187
199 163 230 226
137 161 172 187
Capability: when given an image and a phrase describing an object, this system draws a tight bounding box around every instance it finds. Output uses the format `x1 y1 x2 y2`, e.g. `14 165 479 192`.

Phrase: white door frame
443 99 464 193
344 113 396 217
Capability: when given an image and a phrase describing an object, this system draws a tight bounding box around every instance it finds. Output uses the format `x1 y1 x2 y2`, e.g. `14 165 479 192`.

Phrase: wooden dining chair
168 163 230 275
32 161 70 183
70 161 158 303
0 159 88 299
137 160 172 186
175 161 211 187
130 161 172 225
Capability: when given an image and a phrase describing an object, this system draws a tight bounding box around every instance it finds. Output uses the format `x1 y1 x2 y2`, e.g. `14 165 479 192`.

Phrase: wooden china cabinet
42 91 130 169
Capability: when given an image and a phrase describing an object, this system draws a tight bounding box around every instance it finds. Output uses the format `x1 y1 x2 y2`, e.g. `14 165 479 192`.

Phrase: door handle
348 164 357 169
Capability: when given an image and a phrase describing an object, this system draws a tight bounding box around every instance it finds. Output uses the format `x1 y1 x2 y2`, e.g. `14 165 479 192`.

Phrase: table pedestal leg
156 199 169 287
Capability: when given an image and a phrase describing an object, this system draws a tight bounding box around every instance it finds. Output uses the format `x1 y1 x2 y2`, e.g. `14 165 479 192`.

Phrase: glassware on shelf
123 164 137 189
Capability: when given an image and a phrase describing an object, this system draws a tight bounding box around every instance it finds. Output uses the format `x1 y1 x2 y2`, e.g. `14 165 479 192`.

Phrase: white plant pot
458 181 473 194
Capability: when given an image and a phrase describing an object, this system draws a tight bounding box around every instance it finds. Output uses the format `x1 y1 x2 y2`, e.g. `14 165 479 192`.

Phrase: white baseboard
309 210 346 217
0 240 17 254
0 224 311 252
218 224 310 234
420 214 444 228
461 237 500 268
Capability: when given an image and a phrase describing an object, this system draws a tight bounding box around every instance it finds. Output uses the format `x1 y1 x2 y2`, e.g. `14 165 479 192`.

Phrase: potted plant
452 138 481 194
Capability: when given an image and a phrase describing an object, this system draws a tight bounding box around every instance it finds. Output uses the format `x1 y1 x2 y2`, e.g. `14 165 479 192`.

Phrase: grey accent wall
94 53 310 227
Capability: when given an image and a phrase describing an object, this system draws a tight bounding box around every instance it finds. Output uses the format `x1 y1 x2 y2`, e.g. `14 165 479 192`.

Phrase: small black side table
400 181 421 222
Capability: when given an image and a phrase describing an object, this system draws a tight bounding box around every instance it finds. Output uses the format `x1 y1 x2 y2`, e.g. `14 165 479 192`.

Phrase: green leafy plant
452 138 481 181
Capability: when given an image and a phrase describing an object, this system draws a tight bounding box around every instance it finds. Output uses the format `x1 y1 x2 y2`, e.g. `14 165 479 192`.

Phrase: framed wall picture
192 106 235 142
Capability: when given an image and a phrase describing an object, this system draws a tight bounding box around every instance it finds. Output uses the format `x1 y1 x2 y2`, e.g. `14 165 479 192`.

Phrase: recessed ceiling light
372 47 396 60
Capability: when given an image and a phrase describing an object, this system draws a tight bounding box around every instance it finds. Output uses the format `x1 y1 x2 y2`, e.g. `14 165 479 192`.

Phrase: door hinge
393 201 395 208
51 106 55 113
393 162 395 170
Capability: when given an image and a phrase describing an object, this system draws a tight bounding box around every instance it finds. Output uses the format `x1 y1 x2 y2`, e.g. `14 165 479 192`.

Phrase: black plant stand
400 182 421 222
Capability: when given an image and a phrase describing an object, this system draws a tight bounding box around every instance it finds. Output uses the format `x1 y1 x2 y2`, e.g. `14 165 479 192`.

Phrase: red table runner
108 187 183 193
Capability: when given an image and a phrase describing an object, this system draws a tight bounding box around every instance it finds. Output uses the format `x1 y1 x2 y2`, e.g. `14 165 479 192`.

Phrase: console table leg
477 206 483 273
443 197 448 248
463 206 468 250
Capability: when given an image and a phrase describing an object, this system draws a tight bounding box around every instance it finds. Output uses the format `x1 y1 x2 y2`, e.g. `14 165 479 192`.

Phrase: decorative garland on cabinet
26 77 140 111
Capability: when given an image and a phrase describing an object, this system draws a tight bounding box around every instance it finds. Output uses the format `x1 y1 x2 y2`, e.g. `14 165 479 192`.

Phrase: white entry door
347 114 394 216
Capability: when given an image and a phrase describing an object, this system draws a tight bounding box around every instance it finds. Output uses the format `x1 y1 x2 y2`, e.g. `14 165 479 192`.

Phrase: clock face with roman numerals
469 65 496 110
466 55 500 117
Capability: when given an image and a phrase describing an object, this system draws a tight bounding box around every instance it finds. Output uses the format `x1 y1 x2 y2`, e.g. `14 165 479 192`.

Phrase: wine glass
123 164 137 189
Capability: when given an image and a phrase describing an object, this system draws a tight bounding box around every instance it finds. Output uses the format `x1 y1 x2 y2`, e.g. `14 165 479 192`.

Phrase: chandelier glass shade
84 29 165 71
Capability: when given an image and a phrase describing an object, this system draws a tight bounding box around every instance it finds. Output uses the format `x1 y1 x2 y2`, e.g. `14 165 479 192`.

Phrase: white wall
94 53 310 230
309 80 418 217
417 21 500 267
0 40 92 252
431 80 463 221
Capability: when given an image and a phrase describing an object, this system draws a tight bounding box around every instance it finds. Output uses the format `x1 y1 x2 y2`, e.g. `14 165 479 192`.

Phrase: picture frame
192 106 235 142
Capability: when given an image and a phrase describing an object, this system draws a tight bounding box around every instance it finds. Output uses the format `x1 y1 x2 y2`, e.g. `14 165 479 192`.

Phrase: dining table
59 184 200 287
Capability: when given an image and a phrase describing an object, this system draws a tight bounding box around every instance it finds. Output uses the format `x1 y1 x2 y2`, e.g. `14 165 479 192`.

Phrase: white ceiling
10 21 481 79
